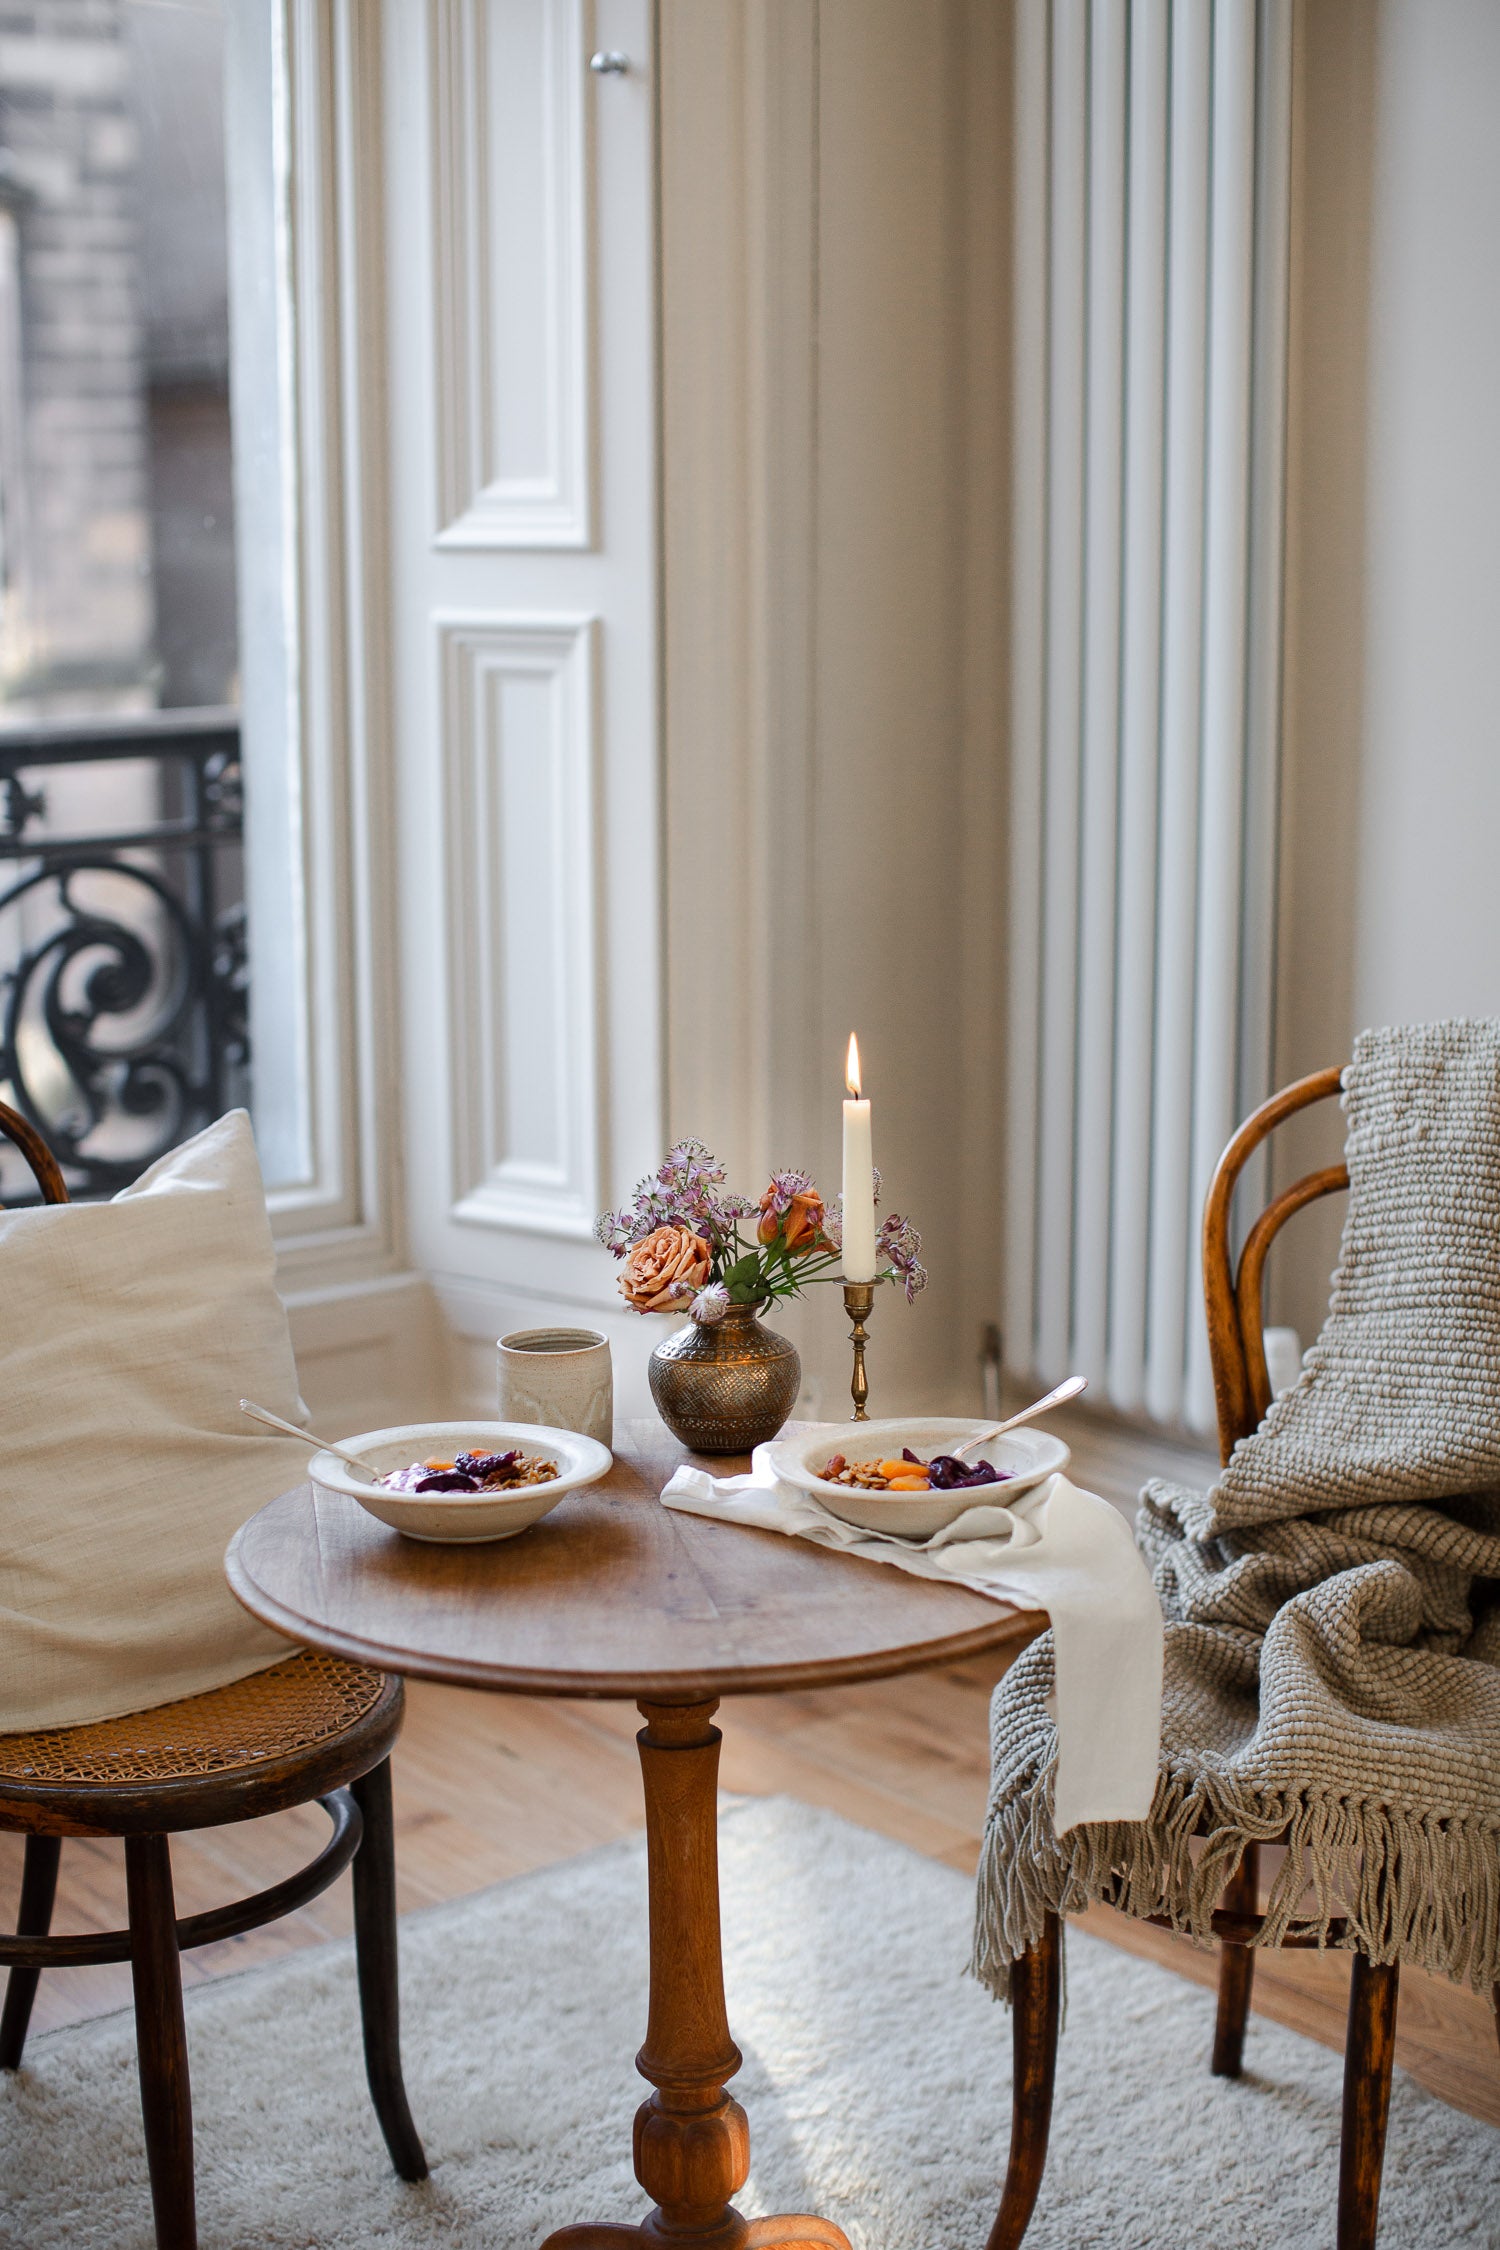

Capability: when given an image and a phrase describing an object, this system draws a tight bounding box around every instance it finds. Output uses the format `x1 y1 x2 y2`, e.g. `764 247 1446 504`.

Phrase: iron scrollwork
0 710 248 1203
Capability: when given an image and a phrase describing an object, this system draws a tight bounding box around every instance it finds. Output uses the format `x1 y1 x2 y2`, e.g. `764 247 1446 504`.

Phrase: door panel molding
438 611 602 1239
430 0 594 549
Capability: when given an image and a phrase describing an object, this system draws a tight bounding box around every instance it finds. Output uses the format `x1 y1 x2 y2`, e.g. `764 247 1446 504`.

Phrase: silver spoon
240 1399 383 1482
953 1374 1088 1459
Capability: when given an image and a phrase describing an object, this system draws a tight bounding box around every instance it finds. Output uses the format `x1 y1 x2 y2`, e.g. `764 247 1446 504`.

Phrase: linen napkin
661 1442 1163 1834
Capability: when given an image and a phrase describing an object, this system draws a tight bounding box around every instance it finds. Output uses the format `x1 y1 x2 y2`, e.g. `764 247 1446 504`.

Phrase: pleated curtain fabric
1004 0 1293 1434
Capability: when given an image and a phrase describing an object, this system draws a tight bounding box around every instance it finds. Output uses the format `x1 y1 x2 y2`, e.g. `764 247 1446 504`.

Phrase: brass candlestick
842 1280 877 1420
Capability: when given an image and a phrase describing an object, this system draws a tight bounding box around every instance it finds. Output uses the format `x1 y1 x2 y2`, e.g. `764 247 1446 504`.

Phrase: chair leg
1211 1842 1260 2078
350 1757 428 2181
0 1835 62 2070
984 1912 1062 2250
125 1834 196 2250
1337 1953 1399 2250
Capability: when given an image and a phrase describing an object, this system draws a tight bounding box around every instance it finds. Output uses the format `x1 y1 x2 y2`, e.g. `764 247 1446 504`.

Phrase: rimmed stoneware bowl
308 1421 613 1545
764 1417 1070 1541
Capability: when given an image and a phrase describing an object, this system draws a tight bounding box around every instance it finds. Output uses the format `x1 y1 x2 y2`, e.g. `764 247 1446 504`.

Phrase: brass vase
648 1302 801 1454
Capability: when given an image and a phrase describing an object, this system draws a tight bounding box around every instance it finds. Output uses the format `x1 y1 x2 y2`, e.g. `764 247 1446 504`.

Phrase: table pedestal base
537 1702 852 2250
541 2218 850 2250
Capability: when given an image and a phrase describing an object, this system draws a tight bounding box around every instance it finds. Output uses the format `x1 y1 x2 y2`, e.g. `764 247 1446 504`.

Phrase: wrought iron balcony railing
0 707 247 1205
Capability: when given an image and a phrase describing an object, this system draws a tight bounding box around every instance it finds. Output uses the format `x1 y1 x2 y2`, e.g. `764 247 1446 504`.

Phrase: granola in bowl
378 1447 559 1495
818 1448 1014 1494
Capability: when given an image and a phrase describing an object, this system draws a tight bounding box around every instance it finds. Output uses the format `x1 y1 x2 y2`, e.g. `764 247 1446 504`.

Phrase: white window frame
227 1 402 1293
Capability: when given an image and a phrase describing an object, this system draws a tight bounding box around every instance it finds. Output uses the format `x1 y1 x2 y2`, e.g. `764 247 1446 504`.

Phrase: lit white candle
841 1033 877 1282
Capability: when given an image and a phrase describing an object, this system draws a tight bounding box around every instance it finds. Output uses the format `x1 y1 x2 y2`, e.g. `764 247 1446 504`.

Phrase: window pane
0 0 247 1203
0 0 236 713
131 0 237 710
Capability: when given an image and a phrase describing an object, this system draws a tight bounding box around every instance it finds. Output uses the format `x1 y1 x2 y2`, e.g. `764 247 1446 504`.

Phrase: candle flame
845 1032 862 1099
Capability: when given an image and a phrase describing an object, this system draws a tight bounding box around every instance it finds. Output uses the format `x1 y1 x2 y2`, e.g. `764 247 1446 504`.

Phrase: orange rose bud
757 1184 828 1256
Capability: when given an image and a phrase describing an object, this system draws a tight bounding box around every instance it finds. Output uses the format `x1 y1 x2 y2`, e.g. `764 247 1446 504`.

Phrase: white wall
1274 0 1500 1344
660 0 1009 1420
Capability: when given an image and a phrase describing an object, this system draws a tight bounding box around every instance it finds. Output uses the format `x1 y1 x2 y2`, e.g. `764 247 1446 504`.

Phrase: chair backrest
1202 1065 1348 1465
0 1099 70 1207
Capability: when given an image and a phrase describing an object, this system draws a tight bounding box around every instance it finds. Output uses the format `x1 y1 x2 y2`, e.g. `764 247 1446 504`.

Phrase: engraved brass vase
648 1302 801 1454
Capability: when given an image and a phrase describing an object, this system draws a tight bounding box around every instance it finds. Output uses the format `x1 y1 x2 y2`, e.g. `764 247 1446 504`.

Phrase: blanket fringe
970 1758 1500 2004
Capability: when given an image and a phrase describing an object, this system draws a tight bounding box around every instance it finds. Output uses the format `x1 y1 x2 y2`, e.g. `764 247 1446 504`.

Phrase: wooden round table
226 1425 1042 2250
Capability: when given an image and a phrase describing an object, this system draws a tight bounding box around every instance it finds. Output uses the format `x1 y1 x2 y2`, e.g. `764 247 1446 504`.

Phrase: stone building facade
0 0 233 719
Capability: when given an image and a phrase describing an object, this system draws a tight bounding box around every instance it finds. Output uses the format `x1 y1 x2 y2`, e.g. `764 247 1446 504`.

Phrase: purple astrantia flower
762 1166 816 1219
658 1140 726 1197
690 1282 732 1325
597 1191 671 1254
639 1140 756 1246
596 1140 749 1256
878 1211 928 1303
895 1255 928 1304
594 1207 642 1256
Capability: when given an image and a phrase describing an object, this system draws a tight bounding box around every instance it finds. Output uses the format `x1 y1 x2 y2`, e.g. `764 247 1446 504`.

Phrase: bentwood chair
986 1063 1495 2250
0 1101 426 2248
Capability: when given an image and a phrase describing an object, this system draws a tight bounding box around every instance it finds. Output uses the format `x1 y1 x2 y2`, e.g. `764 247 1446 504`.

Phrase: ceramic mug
497 1327 613 1446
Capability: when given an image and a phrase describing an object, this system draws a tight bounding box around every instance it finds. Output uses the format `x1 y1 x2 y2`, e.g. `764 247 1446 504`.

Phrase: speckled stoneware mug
497 1327 613 1447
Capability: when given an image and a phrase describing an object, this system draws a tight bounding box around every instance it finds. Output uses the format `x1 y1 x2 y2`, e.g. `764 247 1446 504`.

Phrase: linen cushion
0 1110 308 1733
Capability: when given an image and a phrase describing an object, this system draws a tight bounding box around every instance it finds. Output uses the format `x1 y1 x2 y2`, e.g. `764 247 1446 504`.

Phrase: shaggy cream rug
2 1796 1496 2248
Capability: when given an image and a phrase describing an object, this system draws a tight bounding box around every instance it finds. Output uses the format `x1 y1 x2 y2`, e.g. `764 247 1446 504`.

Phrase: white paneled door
381 1 664 1411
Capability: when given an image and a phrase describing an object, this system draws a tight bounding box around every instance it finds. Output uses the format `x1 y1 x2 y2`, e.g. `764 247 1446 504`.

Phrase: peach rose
757 1184 828 1255
619 1224 713 1312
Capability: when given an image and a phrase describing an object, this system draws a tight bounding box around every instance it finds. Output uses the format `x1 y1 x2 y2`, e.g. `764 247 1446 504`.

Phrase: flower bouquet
596 1141 925 1451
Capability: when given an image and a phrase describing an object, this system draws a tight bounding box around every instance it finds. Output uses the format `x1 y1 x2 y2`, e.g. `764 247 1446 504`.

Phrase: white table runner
662 1442 1163 1834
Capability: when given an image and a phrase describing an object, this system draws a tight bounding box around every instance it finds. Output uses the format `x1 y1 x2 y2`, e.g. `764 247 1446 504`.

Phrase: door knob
589 51 629 75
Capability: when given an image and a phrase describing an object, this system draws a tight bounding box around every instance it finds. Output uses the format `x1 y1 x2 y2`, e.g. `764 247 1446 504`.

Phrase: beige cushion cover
0 1111 309 1733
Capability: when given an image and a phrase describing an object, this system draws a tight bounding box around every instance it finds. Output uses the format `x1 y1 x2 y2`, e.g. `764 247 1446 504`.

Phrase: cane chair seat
0 1651 385 1786
0 1650 401 1837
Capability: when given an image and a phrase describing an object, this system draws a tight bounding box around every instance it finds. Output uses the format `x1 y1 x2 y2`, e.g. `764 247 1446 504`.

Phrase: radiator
1004 0 1293 1433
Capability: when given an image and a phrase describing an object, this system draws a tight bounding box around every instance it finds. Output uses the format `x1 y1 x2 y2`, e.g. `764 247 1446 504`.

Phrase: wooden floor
4 1402 1497 2134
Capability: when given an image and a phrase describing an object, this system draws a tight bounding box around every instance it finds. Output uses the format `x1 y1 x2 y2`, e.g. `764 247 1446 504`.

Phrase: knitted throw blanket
973 1020 1500 2003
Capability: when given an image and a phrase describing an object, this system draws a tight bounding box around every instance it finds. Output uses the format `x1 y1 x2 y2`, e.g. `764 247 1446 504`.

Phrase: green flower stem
697 1213 904 1309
